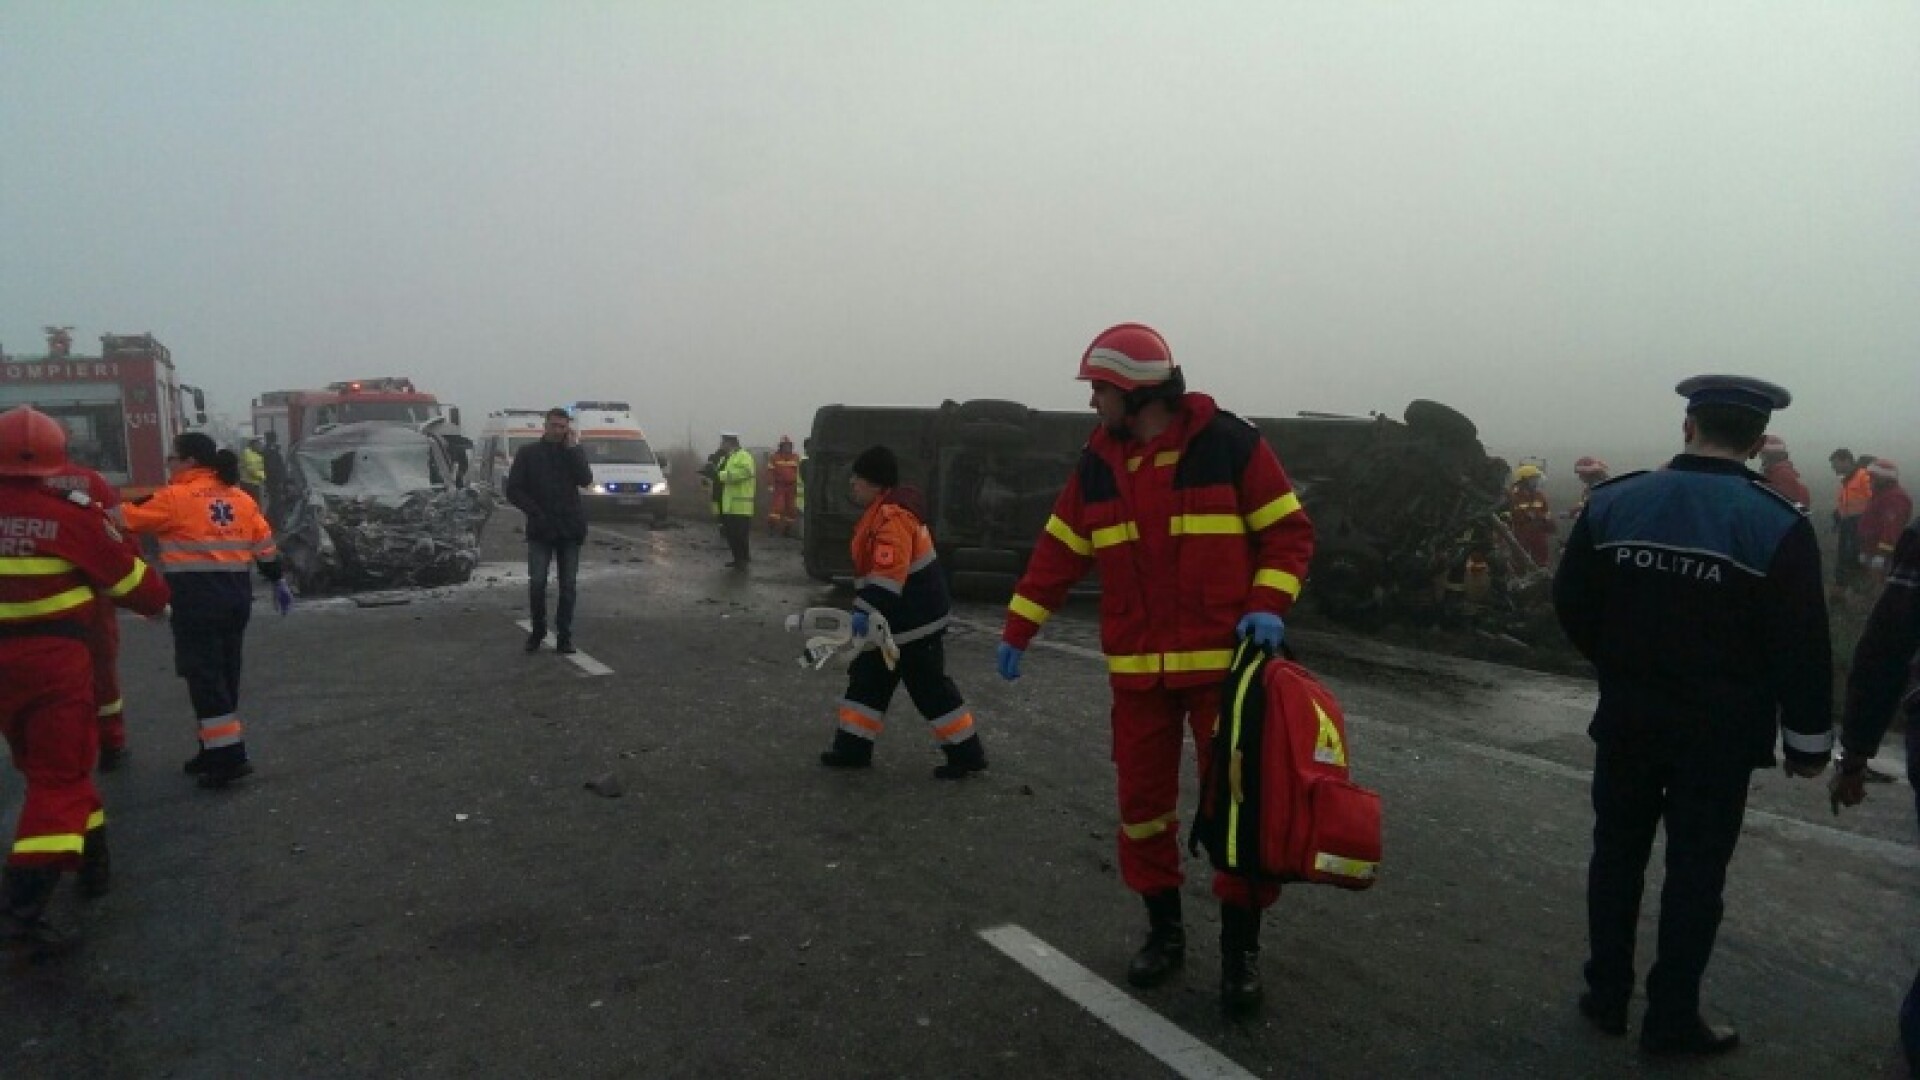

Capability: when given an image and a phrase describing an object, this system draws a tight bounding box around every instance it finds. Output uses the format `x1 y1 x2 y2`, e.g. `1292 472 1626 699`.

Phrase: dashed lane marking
514 619 614 676
977 925 1257 1080
951 617 1920 870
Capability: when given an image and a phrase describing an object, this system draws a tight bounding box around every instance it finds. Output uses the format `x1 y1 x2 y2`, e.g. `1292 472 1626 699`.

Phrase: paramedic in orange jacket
1830 448 1874 587
766 436 801 536
44 459 138 771
119 432 291 789
818 445 986 778
997 324 1314 1013
1 407 170 958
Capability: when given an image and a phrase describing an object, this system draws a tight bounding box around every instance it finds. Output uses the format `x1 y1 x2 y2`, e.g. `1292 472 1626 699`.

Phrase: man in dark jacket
506 408 593 654
1832 518 1920 1073
1554 375 1832 1056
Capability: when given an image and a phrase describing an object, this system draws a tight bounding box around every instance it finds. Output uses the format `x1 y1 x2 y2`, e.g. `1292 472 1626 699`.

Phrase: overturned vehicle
801 399 1555 645
279 423 493 593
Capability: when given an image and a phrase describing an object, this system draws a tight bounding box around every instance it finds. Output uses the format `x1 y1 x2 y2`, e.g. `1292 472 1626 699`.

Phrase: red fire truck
251 376 457 447
0 327 205 498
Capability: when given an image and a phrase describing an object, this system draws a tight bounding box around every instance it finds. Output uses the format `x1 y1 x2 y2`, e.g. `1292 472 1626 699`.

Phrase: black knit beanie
851 445 898 488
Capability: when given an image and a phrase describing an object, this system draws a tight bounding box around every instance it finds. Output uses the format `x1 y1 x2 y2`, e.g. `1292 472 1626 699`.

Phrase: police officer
1831 515 1920 1071
1554 376 1833 1055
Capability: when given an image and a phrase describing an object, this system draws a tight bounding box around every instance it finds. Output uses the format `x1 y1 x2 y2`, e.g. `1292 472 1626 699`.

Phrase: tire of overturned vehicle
947 399 1032 426
1402 399 1479 447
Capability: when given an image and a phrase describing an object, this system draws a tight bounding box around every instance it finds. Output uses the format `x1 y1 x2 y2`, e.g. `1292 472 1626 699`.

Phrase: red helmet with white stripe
1077 323 1175 391
0 406 68 477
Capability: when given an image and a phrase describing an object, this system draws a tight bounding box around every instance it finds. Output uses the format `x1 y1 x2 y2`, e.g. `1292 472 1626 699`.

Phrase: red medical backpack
1190 642 1383 890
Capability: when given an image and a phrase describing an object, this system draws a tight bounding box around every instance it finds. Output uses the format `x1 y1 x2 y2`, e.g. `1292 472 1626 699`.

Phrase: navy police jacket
1553 454 1833 769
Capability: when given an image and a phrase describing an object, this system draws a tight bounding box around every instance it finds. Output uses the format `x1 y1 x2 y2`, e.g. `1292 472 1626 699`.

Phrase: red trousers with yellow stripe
89 601 126 751
1 637 105 870
1113 683 1278 909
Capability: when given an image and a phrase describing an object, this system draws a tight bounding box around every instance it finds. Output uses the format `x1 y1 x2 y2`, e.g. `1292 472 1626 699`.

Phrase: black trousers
838 633 970 744
172 611 250 752
1585 742 1751 1025
720 515 751 564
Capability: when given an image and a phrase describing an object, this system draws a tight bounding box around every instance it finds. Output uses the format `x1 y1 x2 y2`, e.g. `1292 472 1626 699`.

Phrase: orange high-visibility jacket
1837 467 1874 518
118 466 278 617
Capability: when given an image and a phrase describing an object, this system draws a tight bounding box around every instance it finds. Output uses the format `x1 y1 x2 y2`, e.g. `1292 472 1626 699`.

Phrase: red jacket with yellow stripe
0 479 170 639
1002 393 1315 690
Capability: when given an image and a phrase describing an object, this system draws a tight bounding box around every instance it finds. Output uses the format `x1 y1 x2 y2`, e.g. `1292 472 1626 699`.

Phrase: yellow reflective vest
717 448 756 517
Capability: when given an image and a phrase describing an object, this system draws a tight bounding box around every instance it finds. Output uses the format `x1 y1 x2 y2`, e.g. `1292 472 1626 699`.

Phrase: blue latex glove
851 609 869 638
996 642 1024 681
1236 611 1284 651
272 580 294 616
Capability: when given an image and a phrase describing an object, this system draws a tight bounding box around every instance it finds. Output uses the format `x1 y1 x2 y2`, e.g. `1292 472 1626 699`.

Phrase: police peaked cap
1674 375 1792 415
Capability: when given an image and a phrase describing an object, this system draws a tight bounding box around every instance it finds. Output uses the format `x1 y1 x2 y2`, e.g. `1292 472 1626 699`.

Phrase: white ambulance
474 408 548 492
568 401 671 523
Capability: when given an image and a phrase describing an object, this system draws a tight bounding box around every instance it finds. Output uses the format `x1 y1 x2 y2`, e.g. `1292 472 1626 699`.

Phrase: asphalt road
2 512 1914 1078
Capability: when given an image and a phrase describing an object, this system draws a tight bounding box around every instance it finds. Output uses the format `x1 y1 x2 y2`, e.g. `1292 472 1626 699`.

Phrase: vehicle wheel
953 421 1028 451
948 399 1031 426
948 570 1018 603
1402 400 1479 446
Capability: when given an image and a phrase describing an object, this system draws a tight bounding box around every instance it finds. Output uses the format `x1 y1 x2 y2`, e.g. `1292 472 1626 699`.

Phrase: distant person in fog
506 409 592 655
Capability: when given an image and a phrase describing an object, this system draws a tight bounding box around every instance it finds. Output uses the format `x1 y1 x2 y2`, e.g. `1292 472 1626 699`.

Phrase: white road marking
514 619 613 676
977 925 1257 1080
592 526 657 547
951 616 1920 870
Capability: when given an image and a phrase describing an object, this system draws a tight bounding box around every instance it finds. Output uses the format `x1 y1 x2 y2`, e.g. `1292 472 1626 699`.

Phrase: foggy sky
4 2 1917 472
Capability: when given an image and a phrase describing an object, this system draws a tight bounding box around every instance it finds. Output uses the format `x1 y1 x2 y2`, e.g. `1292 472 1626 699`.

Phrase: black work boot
555 635 577 656
79 827 111 899
1126 890 1186 988
1220 903 1264 1013
196 746 254 790
182 748 209 775
819 731 873 769
932 735 988 780
3 866 79 960
524 626 545 653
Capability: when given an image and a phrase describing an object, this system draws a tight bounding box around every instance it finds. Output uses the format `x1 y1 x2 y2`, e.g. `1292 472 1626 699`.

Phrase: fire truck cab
252 376 457 448
0 328 205 498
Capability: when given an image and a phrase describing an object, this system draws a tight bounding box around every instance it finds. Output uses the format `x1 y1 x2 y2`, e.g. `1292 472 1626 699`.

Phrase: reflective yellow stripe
0 584 93 620
1313 852 1376 881
1008 593 1052 628
0 556 76 575
1245 491 1303 531
86 809 106 831
105 559 148 598
1154 451 1181 468
1126 456 1144 473
1044 514 1092 557
13 832 84 856
1105 650 1235 676
1122 811 1177 840
1253 568 1303 599
1091 522 1139 549
1169 514 1245 536
1224 646 1264 867
1164 649 1233 673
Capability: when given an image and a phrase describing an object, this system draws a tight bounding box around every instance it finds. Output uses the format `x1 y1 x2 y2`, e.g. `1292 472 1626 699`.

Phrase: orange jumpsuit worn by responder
1507 464 1555 567
818 445 986 778
1830 448 1875 588
118 431 291 789
997 323 1315 1013
767 436 802 536
43 460 139 771
1 407 170 957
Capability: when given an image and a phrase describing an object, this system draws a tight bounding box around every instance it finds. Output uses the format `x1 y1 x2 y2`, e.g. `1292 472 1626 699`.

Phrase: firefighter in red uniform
1507 464 1555 566
118 432 291 789
0 407 170 957
996 324 1315 1012
767 436 802 536
43 459 139 770
1858 460 1913 582
1757 435 1810 508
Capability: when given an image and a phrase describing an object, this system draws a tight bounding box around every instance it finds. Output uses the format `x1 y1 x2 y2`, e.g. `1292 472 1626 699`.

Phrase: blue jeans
527 539 581 637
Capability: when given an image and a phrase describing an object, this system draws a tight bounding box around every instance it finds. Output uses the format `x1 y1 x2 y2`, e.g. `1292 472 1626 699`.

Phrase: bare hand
1829 768 1869 813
